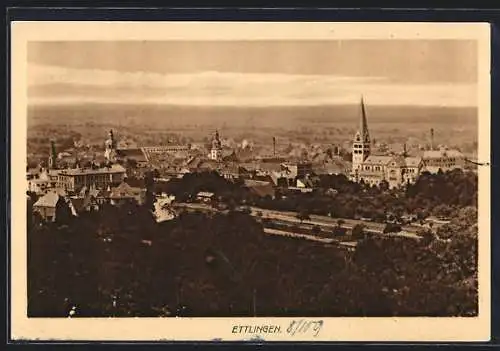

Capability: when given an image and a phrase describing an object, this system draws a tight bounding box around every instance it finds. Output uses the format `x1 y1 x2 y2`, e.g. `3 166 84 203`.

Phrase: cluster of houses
29 180 147 223
28 99 472 223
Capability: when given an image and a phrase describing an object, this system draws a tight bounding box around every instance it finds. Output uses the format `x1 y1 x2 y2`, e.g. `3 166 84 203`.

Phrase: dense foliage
28 201 477 317
255 169 477 222
151 169 477 224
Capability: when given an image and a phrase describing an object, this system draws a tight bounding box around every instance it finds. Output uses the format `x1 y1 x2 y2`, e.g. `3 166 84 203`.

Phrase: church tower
352 96 371 176
210 130 223 161
104 129 117 164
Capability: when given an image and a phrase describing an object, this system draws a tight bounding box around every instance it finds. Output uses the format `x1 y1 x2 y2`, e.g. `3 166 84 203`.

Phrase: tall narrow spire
360 96 370 143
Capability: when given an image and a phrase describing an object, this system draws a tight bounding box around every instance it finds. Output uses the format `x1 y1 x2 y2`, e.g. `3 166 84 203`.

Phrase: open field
28 103 477 148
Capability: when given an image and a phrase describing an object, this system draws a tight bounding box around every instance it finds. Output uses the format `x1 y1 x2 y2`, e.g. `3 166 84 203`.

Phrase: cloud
27 63 477 107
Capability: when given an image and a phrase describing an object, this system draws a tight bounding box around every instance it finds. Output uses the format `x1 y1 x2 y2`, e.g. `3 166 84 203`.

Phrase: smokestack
403 143 407 157
49 140 57 169
50 140 56 157
430 128 435 150
273 137 276 157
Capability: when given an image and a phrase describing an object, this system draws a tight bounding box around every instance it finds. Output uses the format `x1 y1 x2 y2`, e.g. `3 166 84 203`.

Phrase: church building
350 97 423 189
209 130 223 161
104 129 117 164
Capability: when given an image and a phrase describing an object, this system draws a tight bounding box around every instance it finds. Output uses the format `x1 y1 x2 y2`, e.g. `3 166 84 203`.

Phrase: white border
10 21 491 342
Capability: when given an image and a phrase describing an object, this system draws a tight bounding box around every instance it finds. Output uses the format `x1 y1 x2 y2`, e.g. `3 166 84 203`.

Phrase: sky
27 40 478 107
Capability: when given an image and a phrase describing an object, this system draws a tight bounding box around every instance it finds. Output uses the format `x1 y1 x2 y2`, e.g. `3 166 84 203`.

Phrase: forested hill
28 198 477 317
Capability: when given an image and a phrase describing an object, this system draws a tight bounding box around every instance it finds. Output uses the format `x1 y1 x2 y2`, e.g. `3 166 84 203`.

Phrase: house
32 191 68 222
56 164 127 193
116 148 149 168
422 148 465 174
109 182 146 206
153 197 177 223
196 191 215 204
28 178 51 195
296 177 315 189
243 179 276 199
312 157 351 176
69 187 101 214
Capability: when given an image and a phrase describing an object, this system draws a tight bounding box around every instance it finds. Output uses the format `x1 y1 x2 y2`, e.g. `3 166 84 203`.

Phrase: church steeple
210 130 223 161
351 96 371 178
354 96 370 144
360 96 370 143
104 129 117 164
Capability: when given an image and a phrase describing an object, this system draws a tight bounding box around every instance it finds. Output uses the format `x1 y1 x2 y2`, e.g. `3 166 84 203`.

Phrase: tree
296 209 310 223
383 223 402 234
351 224 365 240
379 180 389 192
126 158 138 169
55 197 73 225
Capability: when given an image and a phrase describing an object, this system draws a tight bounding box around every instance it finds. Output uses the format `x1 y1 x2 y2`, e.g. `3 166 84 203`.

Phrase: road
174 202 422 240
263 228 336 244
246 206 420 240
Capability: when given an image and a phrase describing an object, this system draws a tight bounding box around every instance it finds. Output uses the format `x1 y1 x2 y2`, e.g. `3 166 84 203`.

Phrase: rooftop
58 164 127 176
33 192 61 208
363 155 394 165
423 149 464 159
404 156 423 167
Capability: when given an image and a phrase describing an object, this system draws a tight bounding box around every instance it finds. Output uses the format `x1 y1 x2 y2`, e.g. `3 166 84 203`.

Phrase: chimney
430 128 435 151
273 137 276 157
49 140 57 169
403 143 407 157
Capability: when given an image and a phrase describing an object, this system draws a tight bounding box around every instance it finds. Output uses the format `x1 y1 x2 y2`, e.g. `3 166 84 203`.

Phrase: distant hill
28 103 477 129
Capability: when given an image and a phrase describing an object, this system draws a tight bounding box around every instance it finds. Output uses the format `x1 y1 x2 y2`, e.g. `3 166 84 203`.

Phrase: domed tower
352 96 371 178
210 130 223 161
104 129 117 163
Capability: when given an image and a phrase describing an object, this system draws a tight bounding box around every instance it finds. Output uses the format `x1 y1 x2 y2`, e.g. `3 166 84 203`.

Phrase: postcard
10 21 491 342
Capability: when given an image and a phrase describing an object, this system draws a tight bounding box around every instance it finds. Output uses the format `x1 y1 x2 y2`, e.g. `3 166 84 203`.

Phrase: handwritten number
287 320 323 337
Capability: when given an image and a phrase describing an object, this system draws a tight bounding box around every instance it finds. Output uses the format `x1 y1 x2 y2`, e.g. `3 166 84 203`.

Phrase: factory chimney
430 128 435 151
273 136 276 157
48 140 57 169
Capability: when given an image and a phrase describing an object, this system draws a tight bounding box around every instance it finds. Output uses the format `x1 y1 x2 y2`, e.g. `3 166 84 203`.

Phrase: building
209 130 223 161
283 162 313 179
153 196 177 223
109 182 146 206
351 96 372 178
141 145 191 164
104 130 117 163
350 97 424 189
56 164 127 193
243 179 276 199
116 148 149 168
32 191 68 222
422 147 466 174
27 168 59 194
141 145 191 153
196 191 215 203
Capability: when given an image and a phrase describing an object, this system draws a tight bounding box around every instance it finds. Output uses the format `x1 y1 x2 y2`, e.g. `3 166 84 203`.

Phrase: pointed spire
360 96 370 143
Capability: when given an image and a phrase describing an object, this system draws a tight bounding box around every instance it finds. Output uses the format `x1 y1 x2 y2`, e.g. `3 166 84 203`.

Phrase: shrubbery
28 202 477 317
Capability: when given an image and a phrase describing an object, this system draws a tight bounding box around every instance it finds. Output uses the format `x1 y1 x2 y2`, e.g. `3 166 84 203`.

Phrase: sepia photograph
10 21 491 342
